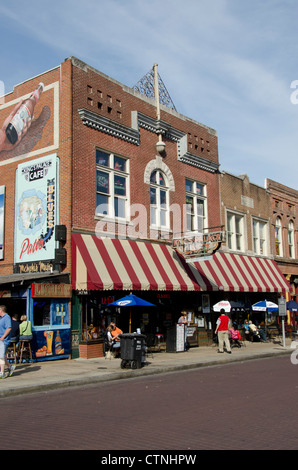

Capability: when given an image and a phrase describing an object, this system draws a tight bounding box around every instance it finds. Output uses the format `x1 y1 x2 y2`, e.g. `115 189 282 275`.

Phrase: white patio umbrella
213 300 231 313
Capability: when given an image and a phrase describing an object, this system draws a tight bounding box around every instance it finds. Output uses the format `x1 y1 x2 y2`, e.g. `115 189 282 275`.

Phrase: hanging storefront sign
14 154 59 270
32 283 71 298
173 231 225 258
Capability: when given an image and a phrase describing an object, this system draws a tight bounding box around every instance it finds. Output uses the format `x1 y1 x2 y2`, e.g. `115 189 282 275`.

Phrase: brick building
0 57 291 360
0 60 73 360
70 58 223 356
265 179 298 326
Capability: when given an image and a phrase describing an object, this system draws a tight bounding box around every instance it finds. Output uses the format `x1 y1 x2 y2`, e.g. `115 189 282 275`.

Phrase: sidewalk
0 338 295 398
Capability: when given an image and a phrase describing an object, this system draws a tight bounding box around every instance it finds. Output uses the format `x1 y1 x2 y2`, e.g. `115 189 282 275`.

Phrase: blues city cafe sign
14 154 59 267
173 231 225 258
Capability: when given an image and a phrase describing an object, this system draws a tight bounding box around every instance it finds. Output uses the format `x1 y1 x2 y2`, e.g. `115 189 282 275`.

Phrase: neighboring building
205 171 291 327
266 179 298 327
220 172 272 257
0 60 72 360
0 57 291 360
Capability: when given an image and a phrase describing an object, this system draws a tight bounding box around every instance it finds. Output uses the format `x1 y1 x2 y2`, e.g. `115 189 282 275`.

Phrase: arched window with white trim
150 170 169 230
288 220 295 258
275 216 283 257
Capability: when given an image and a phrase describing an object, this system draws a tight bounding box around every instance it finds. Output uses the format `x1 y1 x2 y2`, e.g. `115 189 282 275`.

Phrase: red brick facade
0 57 221 275
0 60 72 276
266 178 298 300
220 172 271 254
71 58 221 239
2 56 296 356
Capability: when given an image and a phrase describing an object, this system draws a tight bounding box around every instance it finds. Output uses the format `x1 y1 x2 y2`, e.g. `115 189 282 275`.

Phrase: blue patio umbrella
286 300 298 312
252 300 278 335
252 300 278 312
108 294 156 332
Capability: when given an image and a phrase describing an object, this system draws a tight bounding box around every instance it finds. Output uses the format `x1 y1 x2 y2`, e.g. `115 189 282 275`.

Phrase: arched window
275 217 283 256
288 220 295 258
150 170 169 229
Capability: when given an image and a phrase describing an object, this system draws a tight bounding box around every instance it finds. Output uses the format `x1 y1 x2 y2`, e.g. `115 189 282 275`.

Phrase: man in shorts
0 305 15 378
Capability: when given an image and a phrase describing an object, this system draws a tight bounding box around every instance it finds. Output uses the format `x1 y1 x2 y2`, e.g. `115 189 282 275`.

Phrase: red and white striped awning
72 234 200 291
188 251 290 293
71 234 290 294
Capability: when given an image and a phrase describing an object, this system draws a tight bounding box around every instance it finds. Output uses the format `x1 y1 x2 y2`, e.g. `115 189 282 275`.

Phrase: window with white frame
288 220 295 258
252 218 268 256
150 170 169 229
227 211 244 252
275 216 283 256
96 149 129 219
185 179 207 233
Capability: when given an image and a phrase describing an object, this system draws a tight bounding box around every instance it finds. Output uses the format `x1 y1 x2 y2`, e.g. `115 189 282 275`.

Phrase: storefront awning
71 234 200 291
187 251 290 293
0 271 70 286
72 234 290 294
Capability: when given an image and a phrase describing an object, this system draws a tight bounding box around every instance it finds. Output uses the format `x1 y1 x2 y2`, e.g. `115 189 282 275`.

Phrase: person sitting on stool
19 315 33 341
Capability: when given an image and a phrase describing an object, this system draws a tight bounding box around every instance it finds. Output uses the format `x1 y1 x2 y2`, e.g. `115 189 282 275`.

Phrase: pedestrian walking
215 308 231 354
178 311 188 351
0 305 16 378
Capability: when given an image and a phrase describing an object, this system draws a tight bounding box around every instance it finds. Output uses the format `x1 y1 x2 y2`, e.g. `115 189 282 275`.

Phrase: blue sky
0 0 297 190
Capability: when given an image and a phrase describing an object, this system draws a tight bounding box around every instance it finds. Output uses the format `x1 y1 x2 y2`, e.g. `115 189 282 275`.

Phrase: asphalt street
1 353 297 451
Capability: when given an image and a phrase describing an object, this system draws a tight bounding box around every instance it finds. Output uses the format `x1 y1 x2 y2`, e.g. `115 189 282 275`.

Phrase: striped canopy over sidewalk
189 251 290 293
71 234 290 294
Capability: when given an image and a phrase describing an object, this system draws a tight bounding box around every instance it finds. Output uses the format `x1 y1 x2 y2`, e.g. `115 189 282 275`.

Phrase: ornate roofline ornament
132 64 177 112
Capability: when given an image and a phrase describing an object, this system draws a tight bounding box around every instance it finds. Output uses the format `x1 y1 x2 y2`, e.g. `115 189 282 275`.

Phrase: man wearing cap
215 308 231 354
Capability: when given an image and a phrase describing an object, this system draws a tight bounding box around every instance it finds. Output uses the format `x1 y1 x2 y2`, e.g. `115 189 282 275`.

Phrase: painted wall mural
0 81 59 164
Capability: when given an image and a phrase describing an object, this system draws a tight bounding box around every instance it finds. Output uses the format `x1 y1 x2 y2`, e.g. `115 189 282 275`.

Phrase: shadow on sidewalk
10 364 41 376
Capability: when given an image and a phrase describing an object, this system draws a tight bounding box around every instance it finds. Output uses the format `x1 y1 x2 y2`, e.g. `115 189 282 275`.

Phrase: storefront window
81 299 103 342
33 300 69 326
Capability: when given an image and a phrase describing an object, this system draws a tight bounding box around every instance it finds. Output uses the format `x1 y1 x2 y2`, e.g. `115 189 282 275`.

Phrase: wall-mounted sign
32 283 71 298
14 154 59 266
173 231 225 258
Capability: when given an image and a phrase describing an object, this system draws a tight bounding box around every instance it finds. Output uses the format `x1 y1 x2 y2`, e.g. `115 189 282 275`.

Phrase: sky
0 0 297 190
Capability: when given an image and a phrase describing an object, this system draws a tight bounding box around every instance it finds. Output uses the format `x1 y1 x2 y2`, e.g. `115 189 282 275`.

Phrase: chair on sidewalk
6 340 18 364
19 340 33 364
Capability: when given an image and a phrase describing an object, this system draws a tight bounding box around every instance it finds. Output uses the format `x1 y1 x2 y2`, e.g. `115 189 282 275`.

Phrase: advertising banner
14 154 59 266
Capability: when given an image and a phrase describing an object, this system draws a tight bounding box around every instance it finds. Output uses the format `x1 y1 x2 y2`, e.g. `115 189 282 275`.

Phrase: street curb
0 348 292 399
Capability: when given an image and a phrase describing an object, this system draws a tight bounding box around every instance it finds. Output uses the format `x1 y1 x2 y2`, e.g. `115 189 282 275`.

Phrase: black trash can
120 333 146 369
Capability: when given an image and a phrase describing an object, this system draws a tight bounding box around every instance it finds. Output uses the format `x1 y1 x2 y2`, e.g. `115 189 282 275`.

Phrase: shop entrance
0 297 26 321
